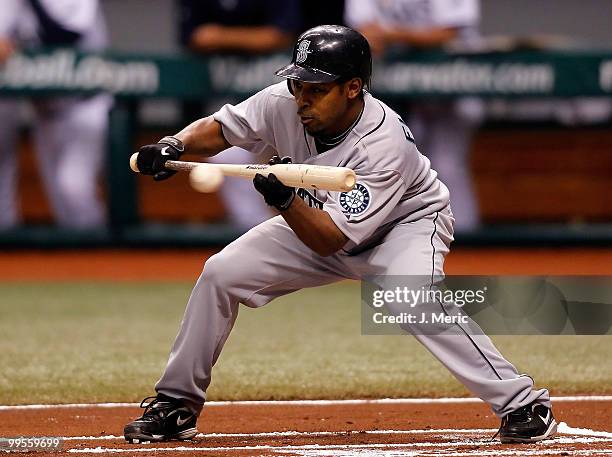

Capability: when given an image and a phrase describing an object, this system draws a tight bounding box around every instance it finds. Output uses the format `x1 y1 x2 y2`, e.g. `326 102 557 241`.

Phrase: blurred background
0 0 611 406
0 0 610 245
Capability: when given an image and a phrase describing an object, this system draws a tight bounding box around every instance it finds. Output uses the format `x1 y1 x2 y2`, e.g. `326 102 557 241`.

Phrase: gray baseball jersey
155 82 550 419
214 82 450 253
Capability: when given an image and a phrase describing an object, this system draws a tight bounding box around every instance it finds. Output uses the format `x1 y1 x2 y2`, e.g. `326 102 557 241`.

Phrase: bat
129 153 356 193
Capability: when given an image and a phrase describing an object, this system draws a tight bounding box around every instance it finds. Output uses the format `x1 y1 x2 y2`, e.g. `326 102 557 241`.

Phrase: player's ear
345 78 363 100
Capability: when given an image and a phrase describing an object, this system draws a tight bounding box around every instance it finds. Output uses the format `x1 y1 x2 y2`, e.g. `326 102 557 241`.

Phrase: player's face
291 79 361 136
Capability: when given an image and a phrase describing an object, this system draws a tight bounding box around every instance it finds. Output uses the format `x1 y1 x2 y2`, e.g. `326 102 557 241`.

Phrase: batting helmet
275 25 372 90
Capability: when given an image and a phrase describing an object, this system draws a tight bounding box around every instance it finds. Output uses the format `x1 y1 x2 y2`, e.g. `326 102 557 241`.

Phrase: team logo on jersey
339 183 371 216
296 40 312 64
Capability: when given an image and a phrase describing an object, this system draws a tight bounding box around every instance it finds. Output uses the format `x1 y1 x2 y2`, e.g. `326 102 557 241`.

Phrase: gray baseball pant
0 94 110 228
156 207 550 416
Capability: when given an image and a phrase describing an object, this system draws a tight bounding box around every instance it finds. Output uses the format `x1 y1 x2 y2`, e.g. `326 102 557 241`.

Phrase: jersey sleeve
431 0 480 28
0 0 22 36
36 0 99 34
344 0 378 28
324 169 407 247
212 86 275 151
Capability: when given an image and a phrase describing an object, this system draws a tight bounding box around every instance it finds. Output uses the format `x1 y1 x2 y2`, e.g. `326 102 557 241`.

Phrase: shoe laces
490 421 503 441
508 405 532 423
138 395 178 421
490 429 500 441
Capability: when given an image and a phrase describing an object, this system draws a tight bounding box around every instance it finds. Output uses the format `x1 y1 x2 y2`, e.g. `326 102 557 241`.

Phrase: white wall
102 0 612 52
103 0 178 52
480 0 612 49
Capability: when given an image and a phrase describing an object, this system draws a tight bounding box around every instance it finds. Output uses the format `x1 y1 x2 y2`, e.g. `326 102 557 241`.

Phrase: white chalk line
54 423 612 442
66 438 612 455
61 429 494 441
2 398 610 455
285 448 612 457
56 427 612 456
14 423 611 445
0 422 595 455
2 395 612 411
559 422 612 438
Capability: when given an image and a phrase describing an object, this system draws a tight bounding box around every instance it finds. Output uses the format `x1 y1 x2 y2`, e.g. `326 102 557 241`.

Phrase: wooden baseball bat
129 153 356 192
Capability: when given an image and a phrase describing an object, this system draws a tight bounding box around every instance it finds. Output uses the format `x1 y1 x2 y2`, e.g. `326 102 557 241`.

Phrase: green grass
0 281 610 405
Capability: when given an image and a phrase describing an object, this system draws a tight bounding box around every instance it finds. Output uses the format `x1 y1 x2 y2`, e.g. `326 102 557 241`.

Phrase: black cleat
124 394 198 443
497 402 557 443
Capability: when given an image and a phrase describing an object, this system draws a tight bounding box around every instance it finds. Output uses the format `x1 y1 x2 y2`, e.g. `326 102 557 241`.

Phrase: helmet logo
296 40 312 64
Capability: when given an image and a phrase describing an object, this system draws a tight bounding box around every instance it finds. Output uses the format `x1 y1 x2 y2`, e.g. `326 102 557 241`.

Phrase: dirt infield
0 399 610 456
0 248 611 280
1 249 610 455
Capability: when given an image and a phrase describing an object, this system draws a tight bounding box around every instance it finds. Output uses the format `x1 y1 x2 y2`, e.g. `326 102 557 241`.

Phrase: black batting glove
136 136 185 181
253 173 295 211
252 155 295 210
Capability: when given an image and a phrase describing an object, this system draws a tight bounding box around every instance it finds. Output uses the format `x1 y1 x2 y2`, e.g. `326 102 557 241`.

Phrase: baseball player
0 0 111 228
124 25 556 444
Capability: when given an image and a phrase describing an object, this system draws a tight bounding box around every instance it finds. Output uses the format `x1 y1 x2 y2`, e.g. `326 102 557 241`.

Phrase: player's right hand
136 136 185 181
268 155 292 166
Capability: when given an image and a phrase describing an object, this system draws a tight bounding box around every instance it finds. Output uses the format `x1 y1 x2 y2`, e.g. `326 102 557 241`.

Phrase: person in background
299 0 345 32
0 0 111 229
178 0 301 230
345 0 483 231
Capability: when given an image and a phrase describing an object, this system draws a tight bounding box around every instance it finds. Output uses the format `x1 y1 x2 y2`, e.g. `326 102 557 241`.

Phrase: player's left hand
136 136 184 181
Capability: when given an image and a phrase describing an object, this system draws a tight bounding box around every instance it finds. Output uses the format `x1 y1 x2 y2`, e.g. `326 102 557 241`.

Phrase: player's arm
174 116 231 156
189 25 293 54
0 38 15 64
384 26 459 47
135 116 231 181
253 157 348 256
282 197 349 257
359 23 458 54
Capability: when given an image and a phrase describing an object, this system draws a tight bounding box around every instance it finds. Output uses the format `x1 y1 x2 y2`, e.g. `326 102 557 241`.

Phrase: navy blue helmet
275 25 372 90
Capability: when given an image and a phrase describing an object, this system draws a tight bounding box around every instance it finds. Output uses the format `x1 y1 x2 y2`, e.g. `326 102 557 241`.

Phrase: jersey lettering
398 116 415 143
297 188 324 209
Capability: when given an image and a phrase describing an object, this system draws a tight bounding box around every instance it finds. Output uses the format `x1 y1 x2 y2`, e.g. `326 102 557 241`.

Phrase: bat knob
344 171 357 191
129 153 140 173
